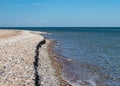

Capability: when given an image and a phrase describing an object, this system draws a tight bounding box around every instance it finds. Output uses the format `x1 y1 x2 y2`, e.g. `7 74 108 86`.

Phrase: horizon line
0 26 120 28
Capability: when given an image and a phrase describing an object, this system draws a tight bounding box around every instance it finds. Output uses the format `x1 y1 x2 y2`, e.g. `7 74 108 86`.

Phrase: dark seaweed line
33 39 46 86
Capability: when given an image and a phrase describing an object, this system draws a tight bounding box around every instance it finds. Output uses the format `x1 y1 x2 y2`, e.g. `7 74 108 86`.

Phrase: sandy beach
0 30 61 86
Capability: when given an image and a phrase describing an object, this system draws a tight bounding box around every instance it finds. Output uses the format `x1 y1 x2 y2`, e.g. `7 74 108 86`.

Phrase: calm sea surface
1 27 120 86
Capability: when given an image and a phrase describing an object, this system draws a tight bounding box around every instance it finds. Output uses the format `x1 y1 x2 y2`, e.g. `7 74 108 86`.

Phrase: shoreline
47 40 71 86
0 29 67 86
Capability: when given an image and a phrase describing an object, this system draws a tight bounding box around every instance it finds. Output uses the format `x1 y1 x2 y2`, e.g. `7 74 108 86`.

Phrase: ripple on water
57 56 120 86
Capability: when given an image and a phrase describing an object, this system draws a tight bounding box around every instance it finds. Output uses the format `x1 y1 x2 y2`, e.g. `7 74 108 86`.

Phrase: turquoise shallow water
1 27 120 86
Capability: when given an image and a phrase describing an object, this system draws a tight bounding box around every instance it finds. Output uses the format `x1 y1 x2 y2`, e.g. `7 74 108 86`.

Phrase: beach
1 28 120 86
0 30 68 86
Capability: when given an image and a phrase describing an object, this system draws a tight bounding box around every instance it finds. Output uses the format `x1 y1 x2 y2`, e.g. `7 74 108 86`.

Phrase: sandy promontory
0 30 59 86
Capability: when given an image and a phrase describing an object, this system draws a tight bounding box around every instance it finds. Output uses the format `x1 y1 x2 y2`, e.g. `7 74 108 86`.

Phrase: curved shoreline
0 30 60 86
47 40 71 86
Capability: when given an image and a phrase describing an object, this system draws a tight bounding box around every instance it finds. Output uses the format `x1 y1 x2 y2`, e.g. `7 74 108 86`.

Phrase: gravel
0 30 59 86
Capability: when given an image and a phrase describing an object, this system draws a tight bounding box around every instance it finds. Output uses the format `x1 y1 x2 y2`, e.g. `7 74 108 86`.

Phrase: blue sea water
43 27 120 86
1 27 120 86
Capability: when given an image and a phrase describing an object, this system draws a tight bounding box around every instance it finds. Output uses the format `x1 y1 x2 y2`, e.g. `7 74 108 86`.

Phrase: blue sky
0 0 120 27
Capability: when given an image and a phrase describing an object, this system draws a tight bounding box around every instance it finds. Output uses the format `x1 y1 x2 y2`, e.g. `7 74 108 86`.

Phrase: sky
0 0 120 27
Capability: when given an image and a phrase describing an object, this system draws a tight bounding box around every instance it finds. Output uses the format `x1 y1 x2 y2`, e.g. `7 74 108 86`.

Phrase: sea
1 27 120 86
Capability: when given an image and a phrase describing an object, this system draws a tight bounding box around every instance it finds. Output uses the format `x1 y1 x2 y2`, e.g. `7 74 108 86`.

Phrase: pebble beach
0 30 60 86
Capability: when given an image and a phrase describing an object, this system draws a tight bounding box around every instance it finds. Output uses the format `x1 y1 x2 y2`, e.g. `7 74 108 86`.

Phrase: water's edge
47 40 71 86
46 39 115 86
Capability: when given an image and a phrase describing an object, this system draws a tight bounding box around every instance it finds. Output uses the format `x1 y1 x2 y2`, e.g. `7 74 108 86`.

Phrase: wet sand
47 41 71 86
